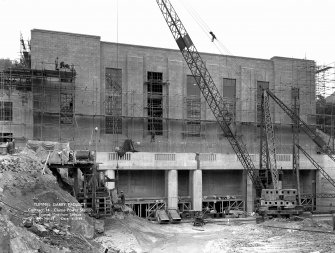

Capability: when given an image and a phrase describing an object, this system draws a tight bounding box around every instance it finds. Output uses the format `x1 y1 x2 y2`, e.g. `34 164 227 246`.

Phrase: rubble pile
0 154 43 174
0 150 103 252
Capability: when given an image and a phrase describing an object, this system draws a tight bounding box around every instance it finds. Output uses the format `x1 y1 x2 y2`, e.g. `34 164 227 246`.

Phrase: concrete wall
28 30 316 154
97 151 321 171
282 170 316 194
0 90 33 147
316 156 335 211
117 170 165 198
27 29 323 211
202 170 244 197
30 29 101 147
178 170 190 196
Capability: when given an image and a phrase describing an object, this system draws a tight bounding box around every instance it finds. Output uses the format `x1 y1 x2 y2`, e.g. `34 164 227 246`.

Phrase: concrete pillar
315 169 321 212
190 170 202 211
166 170 178 209
242 170 247 211
246 173 255 212
105 170 115 190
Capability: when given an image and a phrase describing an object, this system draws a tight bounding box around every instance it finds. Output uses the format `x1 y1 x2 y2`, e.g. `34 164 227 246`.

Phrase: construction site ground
96 213 335 253
1 151 335 253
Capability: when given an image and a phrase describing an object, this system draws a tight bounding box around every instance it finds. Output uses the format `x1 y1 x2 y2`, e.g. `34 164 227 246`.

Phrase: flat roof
31 29 315 63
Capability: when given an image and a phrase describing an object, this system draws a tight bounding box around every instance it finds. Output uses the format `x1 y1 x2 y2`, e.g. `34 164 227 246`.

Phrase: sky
0 0 335 66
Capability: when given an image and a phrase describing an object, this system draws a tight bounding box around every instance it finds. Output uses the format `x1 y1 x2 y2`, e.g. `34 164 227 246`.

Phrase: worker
7 139 15 155
120 190 125 206
150 131 156 142
209 31 217 42
55 57 59 70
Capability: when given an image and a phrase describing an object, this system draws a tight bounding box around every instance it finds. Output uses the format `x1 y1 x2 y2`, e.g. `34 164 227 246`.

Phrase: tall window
60 93 74 124
0 101 12 121
257 81 269 123
147 71 163 135
186 75 201 136
105 68 122 134
222 78 236 120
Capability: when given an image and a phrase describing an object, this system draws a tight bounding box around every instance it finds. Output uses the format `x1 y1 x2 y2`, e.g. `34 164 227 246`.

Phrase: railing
108 152 131 161
155 153 176 161
99 152 321 171
200 153 216 161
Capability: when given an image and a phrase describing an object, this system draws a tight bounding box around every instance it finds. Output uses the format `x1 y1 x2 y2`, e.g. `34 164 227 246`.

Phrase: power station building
2 29 334 217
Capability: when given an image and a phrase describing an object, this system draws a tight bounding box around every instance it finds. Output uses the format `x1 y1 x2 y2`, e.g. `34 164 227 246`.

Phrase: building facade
2 29 331 215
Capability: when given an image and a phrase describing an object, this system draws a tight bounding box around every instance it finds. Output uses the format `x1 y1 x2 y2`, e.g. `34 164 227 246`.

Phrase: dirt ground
96 214 335 253
0 152 103 253
2 151 335 253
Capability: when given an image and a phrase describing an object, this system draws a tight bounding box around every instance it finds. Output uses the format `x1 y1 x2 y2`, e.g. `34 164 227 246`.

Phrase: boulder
94 219 105 234
28 223 48 237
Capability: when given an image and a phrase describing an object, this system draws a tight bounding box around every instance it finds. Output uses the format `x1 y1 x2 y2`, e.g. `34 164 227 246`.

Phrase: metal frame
267 89 335 162
156 0 264 194
127 200 166 219
202 199 245 213
260 88 279 188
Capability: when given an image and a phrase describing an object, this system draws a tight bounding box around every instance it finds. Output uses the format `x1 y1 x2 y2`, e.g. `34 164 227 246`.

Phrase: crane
265 89 335 206
260 88 280 189
266 89 335 162
296 144 335 189
156 0 264 194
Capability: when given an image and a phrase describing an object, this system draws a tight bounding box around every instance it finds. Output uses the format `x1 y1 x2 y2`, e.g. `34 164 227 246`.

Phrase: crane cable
179 0 241 73
115 0 120 192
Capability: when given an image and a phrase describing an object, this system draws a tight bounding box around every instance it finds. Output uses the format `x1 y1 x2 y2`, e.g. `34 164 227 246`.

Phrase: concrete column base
246 173 255 213
190 170 202 211
315 169 320 212
166 170 178 209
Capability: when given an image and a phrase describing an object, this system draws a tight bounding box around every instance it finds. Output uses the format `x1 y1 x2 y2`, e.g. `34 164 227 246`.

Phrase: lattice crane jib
291 87 301 204
296 144 335 190
156 0 264 193
292 88 300 175
259 96 269 186
262 89 279 189
266 89 335 162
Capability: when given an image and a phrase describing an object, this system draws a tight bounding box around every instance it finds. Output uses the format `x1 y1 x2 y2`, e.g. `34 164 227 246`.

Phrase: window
60 93 74 124
147 71 163 135
187 75 200 97
223 78 236 98
106 116 122 134
186 75 201 136
257 81 269 123
148 72 162 82
222 78 236 120
105 95 122 134
105 68 122 134
0 101 12 121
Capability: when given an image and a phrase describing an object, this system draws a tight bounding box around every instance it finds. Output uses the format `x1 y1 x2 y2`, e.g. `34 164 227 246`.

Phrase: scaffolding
0 56 326 157
315 63 335 149
0 74 317 153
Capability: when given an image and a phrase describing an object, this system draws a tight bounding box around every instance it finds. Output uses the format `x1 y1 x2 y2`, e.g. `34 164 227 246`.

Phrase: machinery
156 0 264 197
156 0 335 216
258 86 302 216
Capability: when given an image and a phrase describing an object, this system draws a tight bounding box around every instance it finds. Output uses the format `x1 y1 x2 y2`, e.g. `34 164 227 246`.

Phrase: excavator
156 0 335 217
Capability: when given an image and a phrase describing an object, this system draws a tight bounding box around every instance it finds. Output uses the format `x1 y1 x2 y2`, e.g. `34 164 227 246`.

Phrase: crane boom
156 0 264 192
262 89 279 188
266 89 335 163
296 144 335 190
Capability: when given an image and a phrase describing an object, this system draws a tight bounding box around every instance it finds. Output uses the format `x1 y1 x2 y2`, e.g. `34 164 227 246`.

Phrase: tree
0 58 14 70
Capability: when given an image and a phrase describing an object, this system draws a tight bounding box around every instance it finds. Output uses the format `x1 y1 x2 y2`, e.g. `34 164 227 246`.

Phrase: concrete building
3 29 334 216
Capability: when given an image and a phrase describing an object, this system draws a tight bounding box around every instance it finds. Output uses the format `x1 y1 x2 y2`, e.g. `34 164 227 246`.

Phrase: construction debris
0 150 105 252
